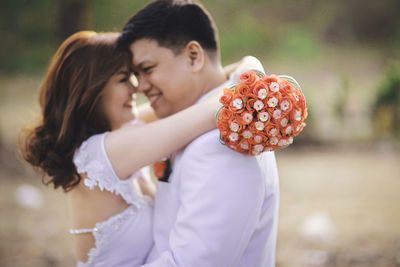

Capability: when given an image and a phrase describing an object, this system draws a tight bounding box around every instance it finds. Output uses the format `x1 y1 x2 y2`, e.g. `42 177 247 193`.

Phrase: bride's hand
223 60 241 79
224 56 265 80
206 57 258 119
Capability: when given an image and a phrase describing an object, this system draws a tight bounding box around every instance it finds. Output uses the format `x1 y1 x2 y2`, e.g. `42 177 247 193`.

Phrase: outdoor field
1 0 399 266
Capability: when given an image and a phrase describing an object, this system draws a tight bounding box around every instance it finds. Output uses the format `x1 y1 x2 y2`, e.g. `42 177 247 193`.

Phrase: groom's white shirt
143 57 279 267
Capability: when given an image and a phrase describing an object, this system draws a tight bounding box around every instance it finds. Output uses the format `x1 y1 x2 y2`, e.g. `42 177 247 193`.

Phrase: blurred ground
276 146 400 267
1 142 399 267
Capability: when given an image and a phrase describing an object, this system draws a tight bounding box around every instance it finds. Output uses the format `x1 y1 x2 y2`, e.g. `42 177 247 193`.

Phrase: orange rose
280 123 294 136
248 121 267 134
235 83 251 97
278 116 289 129
290 91 306 112
228 97 245 113
225 141 238 151
280 80 296 94
270 108 284 124
218 107 233 121
290 108 302 123
227 117 243 133
302 108 308 121
237 111 254 125
292 122 306 136
248 132 268 145
264 123 280 138
264 91 282 109
217 120 230 137
266 107 278 121
240 71 259 87
252 80 269 99
245 94 258 112
279 97 293 115
220 88 234 107
238 139 251 151
258 111 271 124
261 74 278 84
297 92 307 111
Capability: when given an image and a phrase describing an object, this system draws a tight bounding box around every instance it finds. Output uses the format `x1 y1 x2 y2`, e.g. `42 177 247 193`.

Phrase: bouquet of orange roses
217 70 307 156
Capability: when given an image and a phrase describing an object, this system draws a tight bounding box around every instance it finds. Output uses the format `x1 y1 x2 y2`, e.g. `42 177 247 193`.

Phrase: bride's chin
126 113 136 122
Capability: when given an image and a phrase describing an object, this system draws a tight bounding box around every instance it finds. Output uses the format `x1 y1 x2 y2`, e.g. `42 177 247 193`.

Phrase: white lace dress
70 132 154 267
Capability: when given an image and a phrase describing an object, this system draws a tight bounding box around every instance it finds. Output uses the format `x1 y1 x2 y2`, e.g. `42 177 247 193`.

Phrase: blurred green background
0 0 399 266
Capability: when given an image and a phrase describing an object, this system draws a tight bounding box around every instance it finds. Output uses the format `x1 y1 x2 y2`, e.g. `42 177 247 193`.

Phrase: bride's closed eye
119 72 132 83
119 76 129 83
116 70 131 83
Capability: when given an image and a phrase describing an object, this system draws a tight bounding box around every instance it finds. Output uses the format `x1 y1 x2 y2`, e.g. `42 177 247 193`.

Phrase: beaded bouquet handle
216 70 307 155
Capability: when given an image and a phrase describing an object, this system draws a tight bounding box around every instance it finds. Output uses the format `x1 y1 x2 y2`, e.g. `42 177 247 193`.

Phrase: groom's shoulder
185 129 228 153
177 129 268 185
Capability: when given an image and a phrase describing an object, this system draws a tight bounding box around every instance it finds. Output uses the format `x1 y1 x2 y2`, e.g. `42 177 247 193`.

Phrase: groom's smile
146 90 162 109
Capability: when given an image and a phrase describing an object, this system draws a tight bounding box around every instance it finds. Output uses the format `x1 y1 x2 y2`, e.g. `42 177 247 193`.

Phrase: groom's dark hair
118 0 219 57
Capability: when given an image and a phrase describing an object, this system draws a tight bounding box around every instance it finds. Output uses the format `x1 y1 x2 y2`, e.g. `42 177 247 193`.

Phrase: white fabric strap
69 227 98 235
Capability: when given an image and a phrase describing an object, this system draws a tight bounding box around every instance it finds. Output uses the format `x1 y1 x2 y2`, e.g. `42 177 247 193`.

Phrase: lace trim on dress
73 132 143 207
76 205 138 267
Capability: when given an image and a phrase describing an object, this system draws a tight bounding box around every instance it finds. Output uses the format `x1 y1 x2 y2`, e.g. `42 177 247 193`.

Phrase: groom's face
130 39 197 118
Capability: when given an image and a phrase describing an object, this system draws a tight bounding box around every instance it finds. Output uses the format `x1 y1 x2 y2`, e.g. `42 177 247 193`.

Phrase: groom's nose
137 74 151 94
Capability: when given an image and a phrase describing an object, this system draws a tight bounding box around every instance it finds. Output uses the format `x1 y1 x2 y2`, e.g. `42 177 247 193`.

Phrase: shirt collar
195 73 236 104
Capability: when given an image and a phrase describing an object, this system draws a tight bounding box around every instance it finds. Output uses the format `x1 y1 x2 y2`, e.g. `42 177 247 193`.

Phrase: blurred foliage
0 0 56 73
323 0 400 45
373 62 400 140
333 75 351 123
58 0 91 41
276 27 321 60
1 0 399 75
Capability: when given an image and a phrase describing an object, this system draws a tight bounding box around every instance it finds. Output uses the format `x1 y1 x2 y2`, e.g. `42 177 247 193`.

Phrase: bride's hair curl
19 31 133 192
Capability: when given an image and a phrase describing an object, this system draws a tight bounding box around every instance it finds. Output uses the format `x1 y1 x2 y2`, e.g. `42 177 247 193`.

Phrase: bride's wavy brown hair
19 31 132 192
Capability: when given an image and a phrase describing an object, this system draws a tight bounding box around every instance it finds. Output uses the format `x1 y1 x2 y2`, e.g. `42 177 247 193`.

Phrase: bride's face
101 67 136 130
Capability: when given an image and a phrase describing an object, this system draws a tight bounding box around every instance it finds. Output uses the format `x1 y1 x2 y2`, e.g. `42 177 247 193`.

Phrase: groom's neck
198 62 227 98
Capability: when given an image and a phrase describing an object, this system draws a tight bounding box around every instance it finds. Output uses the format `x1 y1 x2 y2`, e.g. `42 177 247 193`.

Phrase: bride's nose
128 81 136 94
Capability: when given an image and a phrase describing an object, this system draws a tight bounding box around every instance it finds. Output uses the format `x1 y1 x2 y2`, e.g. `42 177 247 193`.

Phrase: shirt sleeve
142 130 266 267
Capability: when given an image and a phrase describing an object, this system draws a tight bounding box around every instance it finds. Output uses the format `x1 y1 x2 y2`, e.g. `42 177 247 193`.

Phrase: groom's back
148 128 279 267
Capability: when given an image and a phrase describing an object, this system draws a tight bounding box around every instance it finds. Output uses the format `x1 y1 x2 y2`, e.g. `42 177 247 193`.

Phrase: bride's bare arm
104 95 221 179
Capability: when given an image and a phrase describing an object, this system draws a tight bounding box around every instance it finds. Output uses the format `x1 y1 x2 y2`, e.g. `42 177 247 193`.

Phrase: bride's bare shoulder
67 178 128 229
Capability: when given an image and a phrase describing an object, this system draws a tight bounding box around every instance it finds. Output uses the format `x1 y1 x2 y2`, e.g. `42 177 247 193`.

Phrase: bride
19 31 235 266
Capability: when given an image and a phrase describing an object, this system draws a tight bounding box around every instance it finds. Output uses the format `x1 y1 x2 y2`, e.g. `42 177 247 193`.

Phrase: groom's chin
154 101 190 118
153 107 172 119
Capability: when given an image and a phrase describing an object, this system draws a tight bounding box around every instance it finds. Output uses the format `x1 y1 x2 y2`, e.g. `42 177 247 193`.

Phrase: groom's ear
183 41 204 73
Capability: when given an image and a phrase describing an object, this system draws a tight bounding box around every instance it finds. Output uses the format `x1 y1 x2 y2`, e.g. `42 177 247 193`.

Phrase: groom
119 1 279 266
